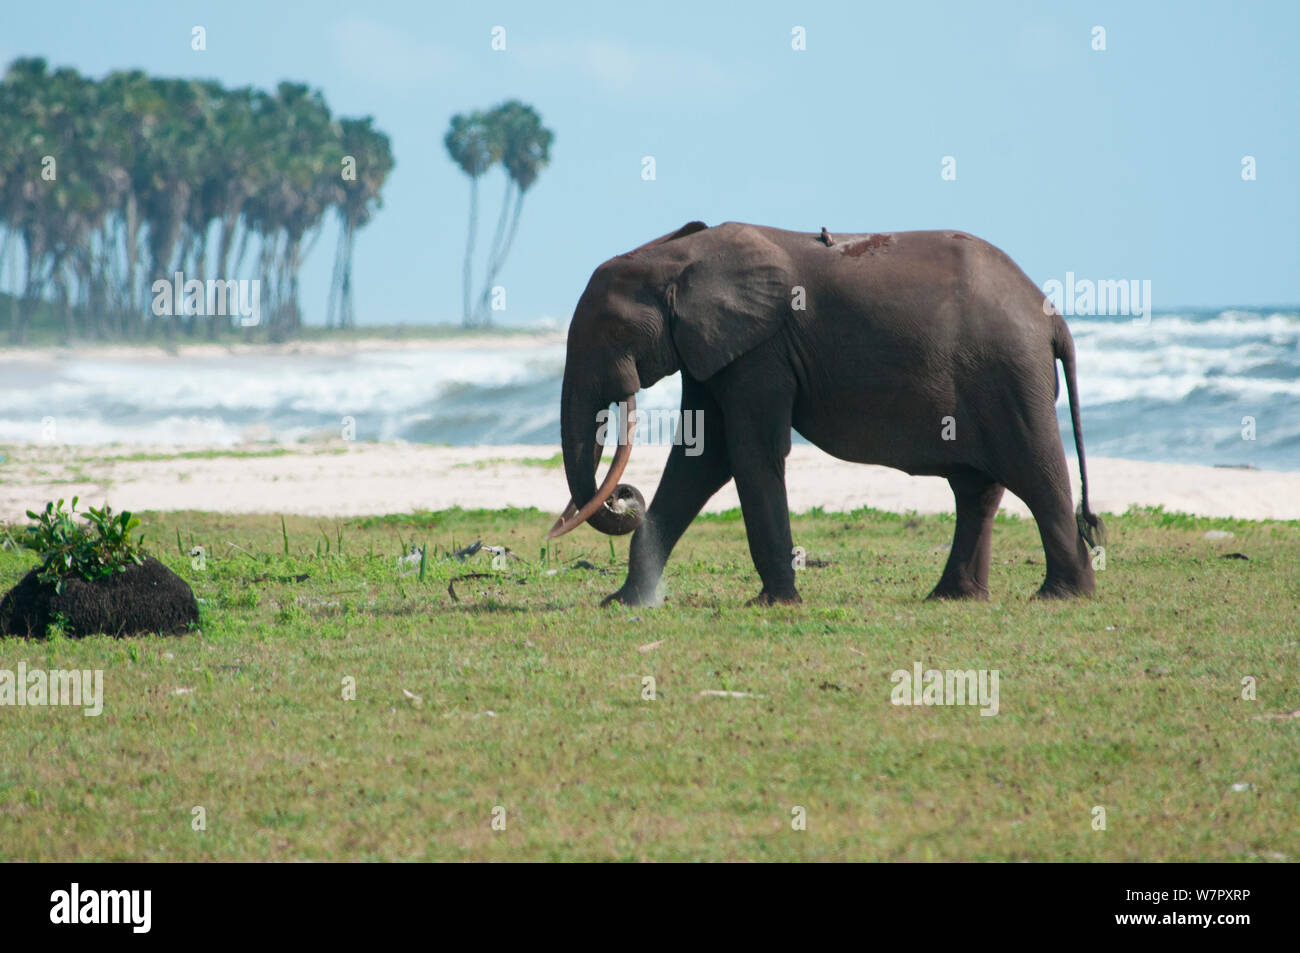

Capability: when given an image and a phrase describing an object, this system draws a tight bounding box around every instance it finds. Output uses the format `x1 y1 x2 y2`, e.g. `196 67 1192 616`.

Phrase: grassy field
0 505 1297 861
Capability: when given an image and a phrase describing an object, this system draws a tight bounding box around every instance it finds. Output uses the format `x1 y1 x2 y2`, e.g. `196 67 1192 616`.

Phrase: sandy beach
1 441 1296 523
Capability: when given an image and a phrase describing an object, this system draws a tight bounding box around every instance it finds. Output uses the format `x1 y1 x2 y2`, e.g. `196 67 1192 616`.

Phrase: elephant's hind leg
997 453 1096 599
928 468 1003 600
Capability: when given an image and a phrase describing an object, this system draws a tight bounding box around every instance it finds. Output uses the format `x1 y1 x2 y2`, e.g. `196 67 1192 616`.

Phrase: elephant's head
547 221 794 539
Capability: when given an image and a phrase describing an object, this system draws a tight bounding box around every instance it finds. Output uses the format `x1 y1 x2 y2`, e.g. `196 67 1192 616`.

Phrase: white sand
1 441 1296 523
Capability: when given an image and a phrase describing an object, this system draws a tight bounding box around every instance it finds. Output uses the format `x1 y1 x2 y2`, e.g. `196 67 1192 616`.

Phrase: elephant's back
794 229 1052 345
787 227 1060 466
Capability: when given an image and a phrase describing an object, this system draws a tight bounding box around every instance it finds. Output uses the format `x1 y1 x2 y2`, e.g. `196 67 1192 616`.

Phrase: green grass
0 505 1296 861
80 448 345 464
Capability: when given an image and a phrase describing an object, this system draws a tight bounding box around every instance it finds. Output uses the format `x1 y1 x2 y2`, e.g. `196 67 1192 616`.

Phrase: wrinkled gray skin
559 221 1104 606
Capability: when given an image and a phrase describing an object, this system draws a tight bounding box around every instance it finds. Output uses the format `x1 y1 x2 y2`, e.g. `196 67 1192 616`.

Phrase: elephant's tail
1053 312 1106 550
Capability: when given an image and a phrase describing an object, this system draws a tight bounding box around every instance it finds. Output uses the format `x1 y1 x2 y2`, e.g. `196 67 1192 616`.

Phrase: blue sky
3 0 1297 323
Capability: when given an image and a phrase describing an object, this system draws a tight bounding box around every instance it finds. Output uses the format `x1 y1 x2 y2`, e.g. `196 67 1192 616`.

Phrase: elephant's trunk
549 383 644 539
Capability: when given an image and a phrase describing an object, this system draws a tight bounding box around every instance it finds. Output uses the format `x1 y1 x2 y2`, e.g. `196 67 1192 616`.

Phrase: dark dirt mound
0 556 199 638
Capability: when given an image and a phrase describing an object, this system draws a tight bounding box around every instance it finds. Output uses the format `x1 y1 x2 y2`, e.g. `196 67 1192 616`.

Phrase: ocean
1 308 1297 471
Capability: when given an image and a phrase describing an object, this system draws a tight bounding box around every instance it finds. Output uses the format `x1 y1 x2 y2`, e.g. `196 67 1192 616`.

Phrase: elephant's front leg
602 382 732 607
729 454 801 605
721 388 801 606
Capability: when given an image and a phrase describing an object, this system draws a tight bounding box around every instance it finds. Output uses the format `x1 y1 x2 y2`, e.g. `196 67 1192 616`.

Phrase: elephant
547 221 1105 606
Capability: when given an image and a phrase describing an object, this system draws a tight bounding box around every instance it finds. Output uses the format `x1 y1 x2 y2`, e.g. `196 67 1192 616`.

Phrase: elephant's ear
666 229 793 381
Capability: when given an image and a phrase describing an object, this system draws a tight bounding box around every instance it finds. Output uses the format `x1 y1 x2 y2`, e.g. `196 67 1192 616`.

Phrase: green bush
20 497 145 593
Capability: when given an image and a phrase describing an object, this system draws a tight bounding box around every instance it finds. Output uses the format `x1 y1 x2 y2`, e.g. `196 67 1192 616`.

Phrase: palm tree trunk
326 217 345 329
213 211 240 339
462 176 480 327
341 222 355 328
474 186 526 326
190 228 208 337
123 193 139 337
482 177 513 281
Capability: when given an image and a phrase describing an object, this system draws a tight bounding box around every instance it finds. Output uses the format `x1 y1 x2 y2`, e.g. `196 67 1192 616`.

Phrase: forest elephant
547 221 1104 606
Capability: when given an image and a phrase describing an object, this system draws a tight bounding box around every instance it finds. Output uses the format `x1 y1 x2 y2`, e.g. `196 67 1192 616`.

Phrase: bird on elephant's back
548 220 1104 607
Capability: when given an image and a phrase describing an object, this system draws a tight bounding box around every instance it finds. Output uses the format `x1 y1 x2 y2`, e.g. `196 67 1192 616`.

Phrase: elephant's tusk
547 395 636 539
547 499 579 536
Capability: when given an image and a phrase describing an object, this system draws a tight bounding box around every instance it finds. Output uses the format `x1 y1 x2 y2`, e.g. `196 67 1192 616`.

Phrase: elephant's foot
600 583 662 608
745 588 802 607
1031 575 1094 600
926 578 990 601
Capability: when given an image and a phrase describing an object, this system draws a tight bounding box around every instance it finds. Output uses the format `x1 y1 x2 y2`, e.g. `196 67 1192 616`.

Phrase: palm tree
444 111 500 327
0 62 34 340
205 86 260 337
328 118 394 328
473 101 553 325
136 77 206 338
1 58 55 342
0 105 17 329
266 83 340 339
41 67 109 340
97 68 157 334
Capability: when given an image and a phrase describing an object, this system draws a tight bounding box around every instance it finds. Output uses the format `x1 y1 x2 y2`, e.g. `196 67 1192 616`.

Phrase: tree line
0 58 394 343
